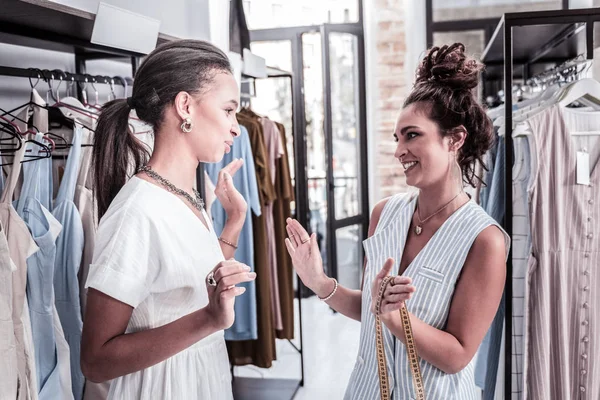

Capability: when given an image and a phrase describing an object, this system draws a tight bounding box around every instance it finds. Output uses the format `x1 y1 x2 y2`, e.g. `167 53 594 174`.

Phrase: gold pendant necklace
414 192 462 235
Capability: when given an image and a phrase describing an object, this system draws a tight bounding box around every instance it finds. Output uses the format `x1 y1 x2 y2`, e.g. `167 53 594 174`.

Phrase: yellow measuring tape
375 276 425 400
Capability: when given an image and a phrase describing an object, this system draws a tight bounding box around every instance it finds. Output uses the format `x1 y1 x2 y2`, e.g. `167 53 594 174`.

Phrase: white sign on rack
91 2 160 54
242 49 267 79
228 52 243 90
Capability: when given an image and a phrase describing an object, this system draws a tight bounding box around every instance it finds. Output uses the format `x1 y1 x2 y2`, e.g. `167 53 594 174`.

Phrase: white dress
85 176 233 400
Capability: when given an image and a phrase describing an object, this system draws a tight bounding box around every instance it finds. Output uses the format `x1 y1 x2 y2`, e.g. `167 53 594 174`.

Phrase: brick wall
370 0 410 201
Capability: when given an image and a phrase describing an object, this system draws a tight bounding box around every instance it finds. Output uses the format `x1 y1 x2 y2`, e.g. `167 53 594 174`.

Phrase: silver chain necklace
139 165 205 211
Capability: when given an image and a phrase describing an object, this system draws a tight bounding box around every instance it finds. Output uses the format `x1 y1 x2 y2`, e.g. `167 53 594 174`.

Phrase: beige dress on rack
524 105 600 400
1 136 39 400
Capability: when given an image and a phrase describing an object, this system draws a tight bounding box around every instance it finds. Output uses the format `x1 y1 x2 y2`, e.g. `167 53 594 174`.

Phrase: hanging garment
204 171 217 221
479 133 499 212
494 323 505 400
85 177 233 399
6 103 51 400
205 125 261 341
344 193 509 400
479 296 505 397
49 126 77 199
53 306 74 400
273 122 295 339
74 127 96 316
229 0 251 54
52 126 84 400
0 225 18 399
511 134 535 400
75 129 109 400
2 137 40 400
260 117 284 331
524 105 600 400
227 112 276 368
16 133 68 400
0 156 5 194
22 289 38 400
476 135 506 399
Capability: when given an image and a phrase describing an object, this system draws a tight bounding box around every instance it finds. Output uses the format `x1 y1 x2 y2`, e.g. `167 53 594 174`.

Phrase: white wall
569 0 594 8
46 0 211 40
208 0 230 51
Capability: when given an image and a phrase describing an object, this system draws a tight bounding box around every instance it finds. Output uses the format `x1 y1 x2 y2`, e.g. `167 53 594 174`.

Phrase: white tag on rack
577 151 591 186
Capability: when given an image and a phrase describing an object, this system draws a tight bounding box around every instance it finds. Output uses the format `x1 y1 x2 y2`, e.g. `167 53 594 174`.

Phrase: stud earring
181 117 193 133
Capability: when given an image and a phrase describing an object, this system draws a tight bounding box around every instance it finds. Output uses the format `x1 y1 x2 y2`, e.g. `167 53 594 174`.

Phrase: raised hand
284 218 327 293
215 158 247 218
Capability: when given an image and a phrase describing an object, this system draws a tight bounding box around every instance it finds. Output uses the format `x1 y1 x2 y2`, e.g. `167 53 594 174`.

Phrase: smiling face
393 102 457 190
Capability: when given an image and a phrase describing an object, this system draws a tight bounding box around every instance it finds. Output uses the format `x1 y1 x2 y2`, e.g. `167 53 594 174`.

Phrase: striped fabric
524 105 600 400
511 135 535 400
344 193 509 400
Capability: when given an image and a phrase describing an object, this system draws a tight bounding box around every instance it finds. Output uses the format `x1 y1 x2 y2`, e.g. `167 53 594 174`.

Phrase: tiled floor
234 297 361 400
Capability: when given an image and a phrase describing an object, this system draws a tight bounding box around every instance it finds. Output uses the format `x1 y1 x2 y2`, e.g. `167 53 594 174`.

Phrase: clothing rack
490 55 591 106
226 66 306 400
480 7 600 398
0 1 146 105
0 66 133 87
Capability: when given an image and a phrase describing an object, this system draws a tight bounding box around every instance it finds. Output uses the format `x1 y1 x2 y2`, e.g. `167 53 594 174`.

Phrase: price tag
577 151 591 186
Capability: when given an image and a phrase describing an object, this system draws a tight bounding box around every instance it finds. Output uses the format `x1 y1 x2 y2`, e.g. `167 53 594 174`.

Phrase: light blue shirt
205 125 261 340
52 126 85 400
17 134 65 399
475 134 506 399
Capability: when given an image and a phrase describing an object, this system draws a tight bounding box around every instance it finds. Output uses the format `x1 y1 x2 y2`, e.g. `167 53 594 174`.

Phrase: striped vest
345 193 509 400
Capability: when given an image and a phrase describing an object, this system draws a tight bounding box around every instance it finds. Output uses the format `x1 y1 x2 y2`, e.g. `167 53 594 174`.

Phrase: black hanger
1 68 99 121
0 137 51 166
0 121 23 152
45 131 70 150
0 106 41 134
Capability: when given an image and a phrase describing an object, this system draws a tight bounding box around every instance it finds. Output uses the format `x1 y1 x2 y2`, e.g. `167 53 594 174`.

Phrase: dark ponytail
92 99 150 219
92 39 232 219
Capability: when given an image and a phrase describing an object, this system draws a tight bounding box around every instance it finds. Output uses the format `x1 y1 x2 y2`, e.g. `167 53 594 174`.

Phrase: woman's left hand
215 158 247 219
370 258 416 317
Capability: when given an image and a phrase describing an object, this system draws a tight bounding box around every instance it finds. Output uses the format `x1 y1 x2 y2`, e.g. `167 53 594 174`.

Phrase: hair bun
415 43 483 90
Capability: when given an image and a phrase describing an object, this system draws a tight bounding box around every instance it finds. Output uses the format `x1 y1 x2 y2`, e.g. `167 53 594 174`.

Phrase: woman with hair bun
285 43 510 399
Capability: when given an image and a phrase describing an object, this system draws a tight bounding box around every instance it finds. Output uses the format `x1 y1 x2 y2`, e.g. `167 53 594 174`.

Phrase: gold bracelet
218 237 238 249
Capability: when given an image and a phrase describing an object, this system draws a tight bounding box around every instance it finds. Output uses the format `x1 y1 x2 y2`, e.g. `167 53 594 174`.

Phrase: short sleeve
85 201 159 308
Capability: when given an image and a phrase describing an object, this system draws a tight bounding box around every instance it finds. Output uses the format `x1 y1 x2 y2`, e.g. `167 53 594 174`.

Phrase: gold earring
181 117 193 133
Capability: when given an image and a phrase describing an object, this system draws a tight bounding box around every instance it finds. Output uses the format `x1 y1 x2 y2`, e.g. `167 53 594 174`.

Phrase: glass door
251 25 369 292
321 24 369 290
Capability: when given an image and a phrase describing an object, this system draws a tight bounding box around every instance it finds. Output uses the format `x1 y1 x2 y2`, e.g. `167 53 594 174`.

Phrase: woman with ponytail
81 40 254 400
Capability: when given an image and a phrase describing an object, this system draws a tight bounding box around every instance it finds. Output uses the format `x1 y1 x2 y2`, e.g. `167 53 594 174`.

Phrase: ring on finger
207 271 218 287
301 237 309 244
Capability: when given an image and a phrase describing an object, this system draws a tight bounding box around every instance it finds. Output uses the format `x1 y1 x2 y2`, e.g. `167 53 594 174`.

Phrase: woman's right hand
284 218 329 294
205 260 256 330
